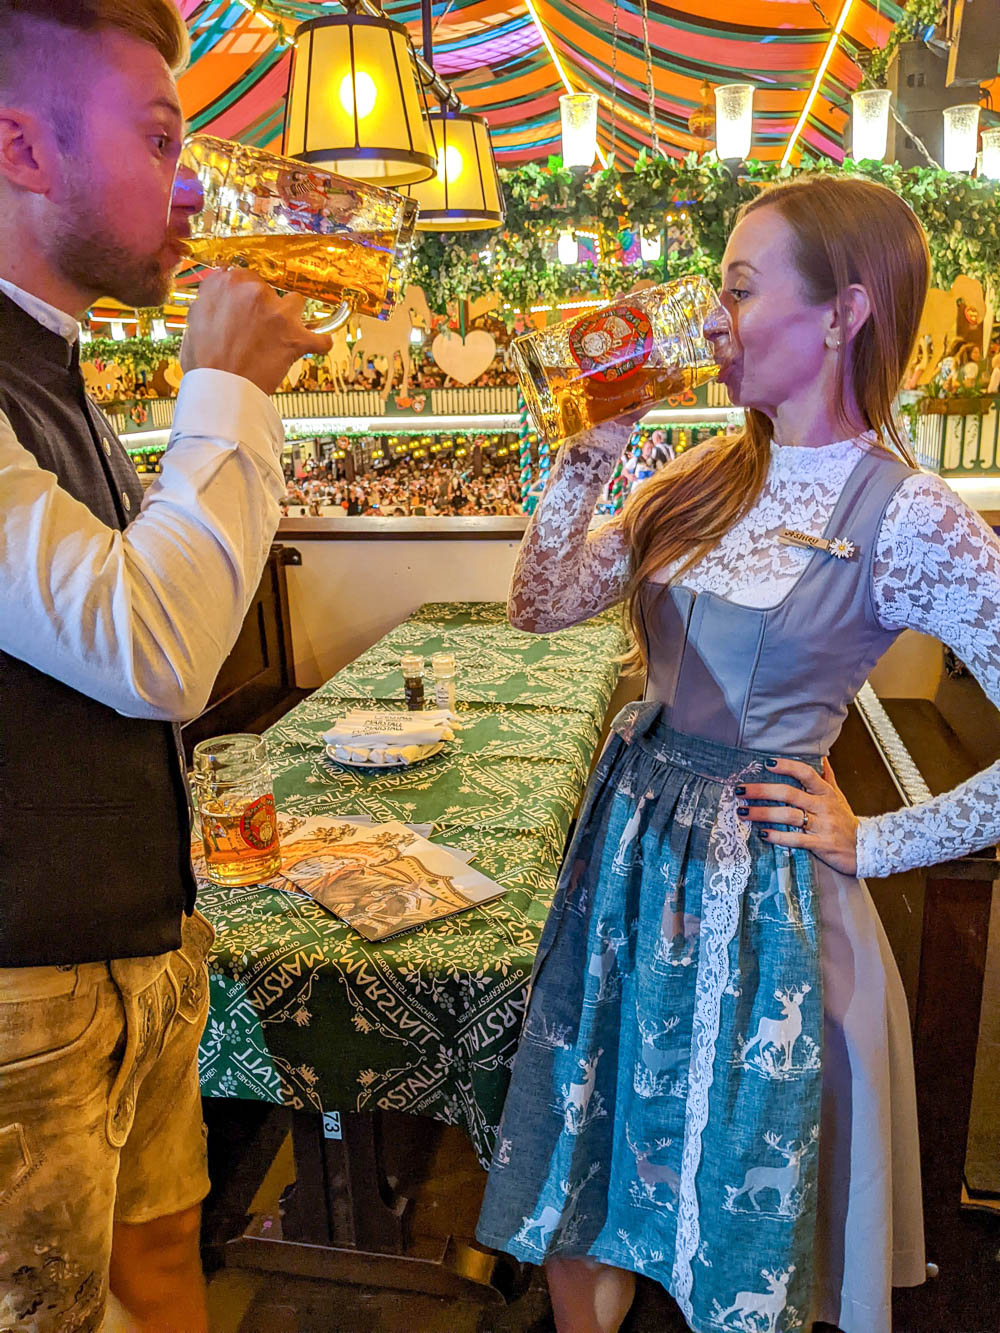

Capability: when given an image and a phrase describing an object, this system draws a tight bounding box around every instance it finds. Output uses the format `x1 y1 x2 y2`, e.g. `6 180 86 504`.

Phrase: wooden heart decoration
431 329 497 385
162 358 183 391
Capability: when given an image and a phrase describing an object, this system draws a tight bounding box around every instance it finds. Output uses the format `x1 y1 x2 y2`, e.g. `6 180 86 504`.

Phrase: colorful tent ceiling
177 1 918 169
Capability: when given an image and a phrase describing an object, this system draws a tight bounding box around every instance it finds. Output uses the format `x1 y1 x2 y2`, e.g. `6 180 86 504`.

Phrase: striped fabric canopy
177 1 914 168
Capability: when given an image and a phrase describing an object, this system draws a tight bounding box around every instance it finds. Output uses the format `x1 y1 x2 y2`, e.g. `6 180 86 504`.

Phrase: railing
430 386 519 415
106 397 175 435
106 386 524 436
273 389 384 420
911 396 1000 477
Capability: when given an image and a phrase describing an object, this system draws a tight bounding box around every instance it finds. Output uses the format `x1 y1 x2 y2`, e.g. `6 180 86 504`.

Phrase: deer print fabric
477 706 826 1333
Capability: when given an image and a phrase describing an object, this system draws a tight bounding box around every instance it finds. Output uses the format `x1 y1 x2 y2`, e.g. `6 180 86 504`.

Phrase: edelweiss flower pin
778 528 859 560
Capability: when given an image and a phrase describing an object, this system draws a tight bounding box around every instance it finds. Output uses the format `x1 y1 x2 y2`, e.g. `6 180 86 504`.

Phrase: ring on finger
800 810 810 832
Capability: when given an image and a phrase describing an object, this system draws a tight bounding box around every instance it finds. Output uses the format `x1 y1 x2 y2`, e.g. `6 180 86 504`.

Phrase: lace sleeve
507 421 633 633
856 472 1000 877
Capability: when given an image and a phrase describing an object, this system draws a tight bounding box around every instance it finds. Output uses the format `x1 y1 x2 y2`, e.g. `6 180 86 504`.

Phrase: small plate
326 742 445 769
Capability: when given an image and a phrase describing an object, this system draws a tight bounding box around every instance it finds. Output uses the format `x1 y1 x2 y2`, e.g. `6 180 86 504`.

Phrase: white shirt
0 278 285 721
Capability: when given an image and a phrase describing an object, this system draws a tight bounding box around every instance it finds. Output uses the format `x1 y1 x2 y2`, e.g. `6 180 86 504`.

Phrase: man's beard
48 184 174 310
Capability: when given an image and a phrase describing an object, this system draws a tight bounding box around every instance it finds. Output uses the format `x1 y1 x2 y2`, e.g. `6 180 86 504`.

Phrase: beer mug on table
192 734 281 887
510 276 725 442
173 134 419 332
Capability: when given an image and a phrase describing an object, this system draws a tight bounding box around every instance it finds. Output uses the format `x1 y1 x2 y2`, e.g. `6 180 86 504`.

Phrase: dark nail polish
735 784 746 795
765 758 778 768
759 829 770 839
737 806 749 816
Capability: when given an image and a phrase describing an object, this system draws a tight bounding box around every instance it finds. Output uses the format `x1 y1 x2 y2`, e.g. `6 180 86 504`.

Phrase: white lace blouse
508 431 1000 881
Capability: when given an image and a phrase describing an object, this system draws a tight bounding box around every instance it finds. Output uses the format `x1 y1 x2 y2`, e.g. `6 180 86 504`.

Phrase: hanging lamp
851 88 891 162
942 104 980 173
982 128 1000 181
714 83 754 161
403 107 505 231
560 93 598 171
284 8 435 187
687 80 715 157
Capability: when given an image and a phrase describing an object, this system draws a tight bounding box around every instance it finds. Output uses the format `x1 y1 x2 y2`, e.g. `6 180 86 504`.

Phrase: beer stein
510 276 725 442
192 734 281 887
173 134 419 332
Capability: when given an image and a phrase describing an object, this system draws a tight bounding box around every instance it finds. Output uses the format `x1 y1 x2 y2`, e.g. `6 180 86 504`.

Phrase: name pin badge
778 528 858 561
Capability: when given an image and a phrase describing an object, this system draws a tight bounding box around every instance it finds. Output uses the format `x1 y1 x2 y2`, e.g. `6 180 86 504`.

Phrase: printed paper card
273 817 503 941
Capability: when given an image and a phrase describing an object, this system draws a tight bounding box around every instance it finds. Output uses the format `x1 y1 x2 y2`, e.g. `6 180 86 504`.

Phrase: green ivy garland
409 151 999 322
83 334 181 373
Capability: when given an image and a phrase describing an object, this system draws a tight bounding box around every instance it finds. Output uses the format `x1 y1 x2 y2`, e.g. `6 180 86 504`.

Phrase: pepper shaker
400 653 425 710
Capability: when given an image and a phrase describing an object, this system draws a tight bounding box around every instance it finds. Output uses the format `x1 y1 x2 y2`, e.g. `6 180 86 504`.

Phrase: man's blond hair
0 1 189 149
0 1 190 82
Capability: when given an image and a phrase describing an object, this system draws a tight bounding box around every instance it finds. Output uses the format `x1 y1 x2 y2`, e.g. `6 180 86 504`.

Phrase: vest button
103 437 112 456
122 491 132 511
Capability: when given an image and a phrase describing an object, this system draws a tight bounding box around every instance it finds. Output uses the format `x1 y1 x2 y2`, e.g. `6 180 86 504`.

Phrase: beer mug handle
306 301 350 334
304 289 365 334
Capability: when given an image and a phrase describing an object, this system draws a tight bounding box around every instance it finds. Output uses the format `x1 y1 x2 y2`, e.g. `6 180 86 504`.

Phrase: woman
936 335 964 393
955 343 982 391
477 175 1000 1333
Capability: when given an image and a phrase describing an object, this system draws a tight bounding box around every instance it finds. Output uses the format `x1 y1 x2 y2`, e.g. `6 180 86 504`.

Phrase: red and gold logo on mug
569 305 654 388
239 794 278 851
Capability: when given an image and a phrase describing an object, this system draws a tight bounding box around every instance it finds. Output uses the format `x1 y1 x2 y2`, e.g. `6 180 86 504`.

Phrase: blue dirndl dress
477 448 922 1333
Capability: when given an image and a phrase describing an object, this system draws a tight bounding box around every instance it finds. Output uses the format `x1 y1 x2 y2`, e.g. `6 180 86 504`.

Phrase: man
0 3 330 1330
648 427 674 468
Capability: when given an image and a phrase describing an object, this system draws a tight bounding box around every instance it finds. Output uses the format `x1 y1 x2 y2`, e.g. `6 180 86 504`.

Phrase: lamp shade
981 127 1000 181
284 14 435 187
560 93 598 171
942 103 980 174
640 233 662 263
557 231 578 264
851 88 891 161
402 109 504 231
714 83 754 161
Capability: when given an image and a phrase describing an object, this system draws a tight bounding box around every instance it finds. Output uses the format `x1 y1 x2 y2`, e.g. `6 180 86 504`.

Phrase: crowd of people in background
281 454 525 517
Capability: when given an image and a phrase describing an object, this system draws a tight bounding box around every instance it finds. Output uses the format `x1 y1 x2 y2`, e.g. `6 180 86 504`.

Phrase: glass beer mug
192 734 281 887
173 134 419 332
510 276 725 441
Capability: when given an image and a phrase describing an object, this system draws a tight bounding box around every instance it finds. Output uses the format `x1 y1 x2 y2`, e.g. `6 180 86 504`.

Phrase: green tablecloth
197 602 625 1164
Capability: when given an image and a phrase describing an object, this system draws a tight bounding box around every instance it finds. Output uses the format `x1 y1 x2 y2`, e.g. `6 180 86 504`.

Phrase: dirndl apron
476 705 825 1332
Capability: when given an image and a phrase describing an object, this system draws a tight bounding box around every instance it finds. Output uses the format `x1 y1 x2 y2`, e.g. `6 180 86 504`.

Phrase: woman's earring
825 334 841 350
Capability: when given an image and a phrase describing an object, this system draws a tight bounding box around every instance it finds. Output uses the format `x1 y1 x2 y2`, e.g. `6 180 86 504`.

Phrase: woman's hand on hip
735 756 859 875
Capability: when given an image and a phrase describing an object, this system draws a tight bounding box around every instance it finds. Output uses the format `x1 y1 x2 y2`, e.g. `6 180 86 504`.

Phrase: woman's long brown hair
620 174 931 673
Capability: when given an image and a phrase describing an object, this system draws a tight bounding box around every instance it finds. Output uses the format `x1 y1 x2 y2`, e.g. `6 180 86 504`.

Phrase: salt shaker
430 652 456 712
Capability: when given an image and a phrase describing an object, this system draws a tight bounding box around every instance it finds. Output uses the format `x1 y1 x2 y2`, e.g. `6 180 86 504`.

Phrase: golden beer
174 135 417 330
182 232 400 321
199 794 281 888
192 734 281 888
511 277 723 442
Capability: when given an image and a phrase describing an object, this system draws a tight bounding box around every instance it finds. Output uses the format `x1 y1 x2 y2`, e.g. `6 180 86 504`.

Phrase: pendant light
982 128 1000 181
714 83 754 162
284 9 435 187
942 104 980 173
403 107 505 231
851 88 891 162
687 80 715 157
560 93 598 171
639 233 662 263
557 231 578 264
